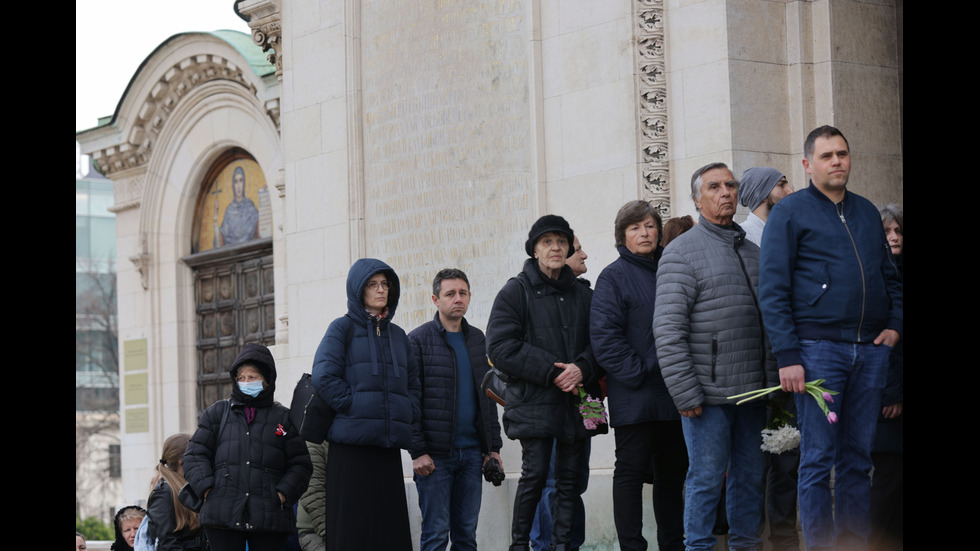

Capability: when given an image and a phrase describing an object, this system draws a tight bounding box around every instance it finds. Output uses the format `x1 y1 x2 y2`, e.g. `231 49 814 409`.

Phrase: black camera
483 456 505 486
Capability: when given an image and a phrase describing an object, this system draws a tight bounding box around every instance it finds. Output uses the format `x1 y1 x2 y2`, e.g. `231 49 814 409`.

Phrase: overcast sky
76 0 250 133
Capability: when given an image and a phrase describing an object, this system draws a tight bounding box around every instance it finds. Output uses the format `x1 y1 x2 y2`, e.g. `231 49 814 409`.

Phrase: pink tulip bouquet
578 388 608 430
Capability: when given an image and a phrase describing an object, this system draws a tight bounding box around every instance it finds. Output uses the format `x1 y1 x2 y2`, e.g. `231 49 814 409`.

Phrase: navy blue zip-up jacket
407 313 502 459
591 245 679 426
759 183 903 368
311 258 421 449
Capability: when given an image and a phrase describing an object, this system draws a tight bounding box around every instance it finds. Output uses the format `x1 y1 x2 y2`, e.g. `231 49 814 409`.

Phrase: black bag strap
513 272 535 344
216 399 231 443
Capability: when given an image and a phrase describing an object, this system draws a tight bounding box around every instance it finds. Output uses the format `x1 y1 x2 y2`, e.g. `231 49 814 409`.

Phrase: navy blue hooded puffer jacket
311 258 421 449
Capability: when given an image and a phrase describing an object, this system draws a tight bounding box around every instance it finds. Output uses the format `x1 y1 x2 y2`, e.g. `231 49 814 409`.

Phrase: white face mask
238 380 264 397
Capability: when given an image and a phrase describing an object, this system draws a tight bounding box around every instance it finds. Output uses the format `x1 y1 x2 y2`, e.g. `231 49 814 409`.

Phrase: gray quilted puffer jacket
653 216 776 412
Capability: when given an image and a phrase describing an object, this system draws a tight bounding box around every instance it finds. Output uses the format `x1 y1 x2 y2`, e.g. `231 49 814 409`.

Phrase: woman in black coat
183 343 312 551
110 505 146 551
145 433 207 550
590 201 687 551
870 204 903 550
486 215 604 551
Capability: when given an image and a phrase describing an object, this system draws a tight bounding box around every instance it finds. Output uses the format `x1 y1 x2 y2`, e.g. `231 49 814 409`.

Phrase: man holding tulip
759 126 903 551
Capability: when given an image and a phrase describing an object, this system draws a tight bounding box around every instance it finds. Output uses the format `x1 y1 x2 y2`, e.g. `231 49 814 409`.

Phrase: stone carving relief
635 0 671 220
90 54 261 178
238 0 283 81
106 174 145 213
129 233 151 290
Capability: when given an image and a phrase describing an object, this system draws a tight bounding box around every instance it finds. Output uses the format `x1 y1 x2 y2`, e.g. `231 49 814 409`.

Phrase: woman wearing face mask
183 343 312 551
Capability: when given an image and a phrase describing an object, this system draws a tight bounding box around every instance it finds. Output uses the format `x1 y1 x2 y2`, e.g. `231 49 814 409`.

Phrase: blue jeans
529 440 589 551
681 402 766 551
414 447 484 551
796 340 888 551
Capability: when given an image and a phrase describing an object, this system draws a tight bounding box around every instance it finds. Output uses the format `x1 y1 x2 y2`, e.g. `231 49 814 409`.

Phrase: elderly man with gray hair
737 167 794 247
653 162 776 551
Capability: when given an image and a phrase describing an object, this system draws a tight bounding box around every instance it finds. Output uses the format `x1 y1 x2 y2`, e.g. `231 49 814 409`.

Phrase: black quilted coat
407 313 502 459
183 344 312 533
486 259 605 443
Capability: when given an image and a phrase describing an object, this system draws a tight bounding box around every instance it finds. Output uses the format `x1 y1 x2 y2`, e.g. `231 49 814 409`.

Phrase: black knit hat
525 214 575 258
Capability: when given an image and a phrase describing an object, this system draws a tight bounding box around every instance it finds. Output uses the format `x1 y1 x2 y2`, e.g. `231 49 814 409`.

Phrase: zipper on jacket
836 200 867 341
378 322 391 445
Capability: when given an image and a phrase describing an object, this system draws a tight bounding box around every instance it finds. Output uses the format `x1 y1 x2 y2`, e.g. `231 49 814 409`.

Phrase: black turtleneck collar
526 259 577 292
617 244 662 273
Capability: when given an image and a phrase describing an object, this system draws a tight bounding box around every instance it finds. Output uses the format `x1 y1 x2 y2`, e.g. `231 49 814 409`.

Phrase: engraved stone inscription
361 0 534 329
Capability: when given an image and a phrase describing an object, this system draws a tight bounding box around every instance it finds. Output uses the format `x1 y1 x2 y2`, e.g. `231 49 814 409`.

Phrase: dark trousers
613 421 687 551
869 452 903 550
511 437 587 550
765 447 801 551
205 527 288 551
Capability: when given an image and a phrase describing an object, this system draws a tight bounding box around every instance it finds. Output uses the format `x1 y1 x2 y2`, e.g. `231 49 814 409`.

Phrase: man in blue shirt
409 268 503 551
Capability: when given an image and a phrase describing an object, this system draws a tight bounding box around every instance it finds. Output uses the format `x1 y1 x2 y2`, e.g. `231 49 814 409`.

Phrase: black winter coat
408 314 502 459
146 479 207 550
183 344 312 534
486 259 604 442
591 245 679 426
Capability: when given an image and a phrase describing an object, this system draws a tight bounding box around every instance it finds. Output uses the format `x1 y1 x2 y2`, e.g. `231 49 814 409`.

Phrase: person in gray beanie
738 167 794 246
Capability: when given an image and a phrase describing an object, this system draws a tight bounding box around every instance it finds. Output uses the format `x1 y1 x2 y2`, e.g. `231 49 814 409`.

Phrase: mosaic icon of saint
214 166 259 247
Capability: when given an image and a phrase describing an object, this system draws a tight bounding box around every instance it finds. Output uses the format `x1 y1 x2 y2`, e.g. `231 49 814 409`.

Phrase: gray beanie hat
738 167 785 210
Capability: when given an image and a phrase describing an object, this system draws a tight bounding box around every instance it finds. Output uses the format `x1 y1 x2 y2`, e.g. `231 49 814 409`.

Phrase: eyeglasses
366 280 391 290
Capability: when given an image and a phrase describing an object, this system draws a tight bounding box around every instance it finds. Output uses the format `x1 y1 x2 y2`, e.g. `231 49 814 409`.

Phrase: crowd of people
89 125 901 551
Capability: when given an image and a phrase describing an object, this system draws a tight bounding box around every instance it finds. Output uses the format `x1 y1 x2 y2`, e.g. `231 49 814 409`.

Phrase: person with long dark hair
146 433 208 550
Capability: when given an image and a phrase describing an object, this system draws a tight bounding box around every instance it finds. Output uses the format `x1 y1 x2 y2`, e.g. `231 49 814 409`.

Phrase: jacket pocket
798 262 830 306
710 335 718 382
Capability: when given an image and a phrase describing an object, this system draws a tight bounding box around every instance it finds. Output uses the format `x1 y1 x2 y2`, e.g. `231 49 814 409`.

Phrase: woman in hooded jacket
312 258 421 551
145 433 208 550
183 343 312 551
110 505 146 551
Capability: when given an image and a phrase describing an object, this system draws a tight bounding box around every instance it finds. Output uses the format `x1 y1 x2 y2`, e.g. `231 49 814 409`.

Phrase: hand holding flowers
728 379 839 424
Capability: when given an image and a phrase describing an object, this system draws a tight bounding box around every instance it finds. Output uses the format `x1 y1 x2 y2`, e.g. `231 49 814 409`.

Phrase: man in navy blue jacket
409 268 503 551
759 126 902 551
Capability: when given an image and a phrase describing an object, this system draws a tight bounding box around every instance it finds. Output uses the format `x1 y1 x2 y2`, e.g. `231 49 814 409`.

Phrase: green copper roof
208 29 275 76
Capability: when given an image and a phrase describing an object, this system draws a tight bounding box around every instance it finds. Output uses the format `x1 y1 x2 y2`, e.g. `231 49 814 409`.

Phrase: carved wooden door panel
193 250 274 412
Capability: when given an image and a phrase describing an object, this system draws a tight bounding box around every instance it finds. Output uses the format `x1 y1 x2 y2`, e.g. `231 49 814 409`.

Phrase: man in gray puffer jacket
653 162 776 551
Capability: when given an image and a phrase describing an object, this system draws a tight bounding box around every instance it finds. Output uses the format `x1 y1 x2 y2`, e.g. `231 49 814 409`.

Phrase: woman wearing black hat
183 343 312 551
486 215 605 551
